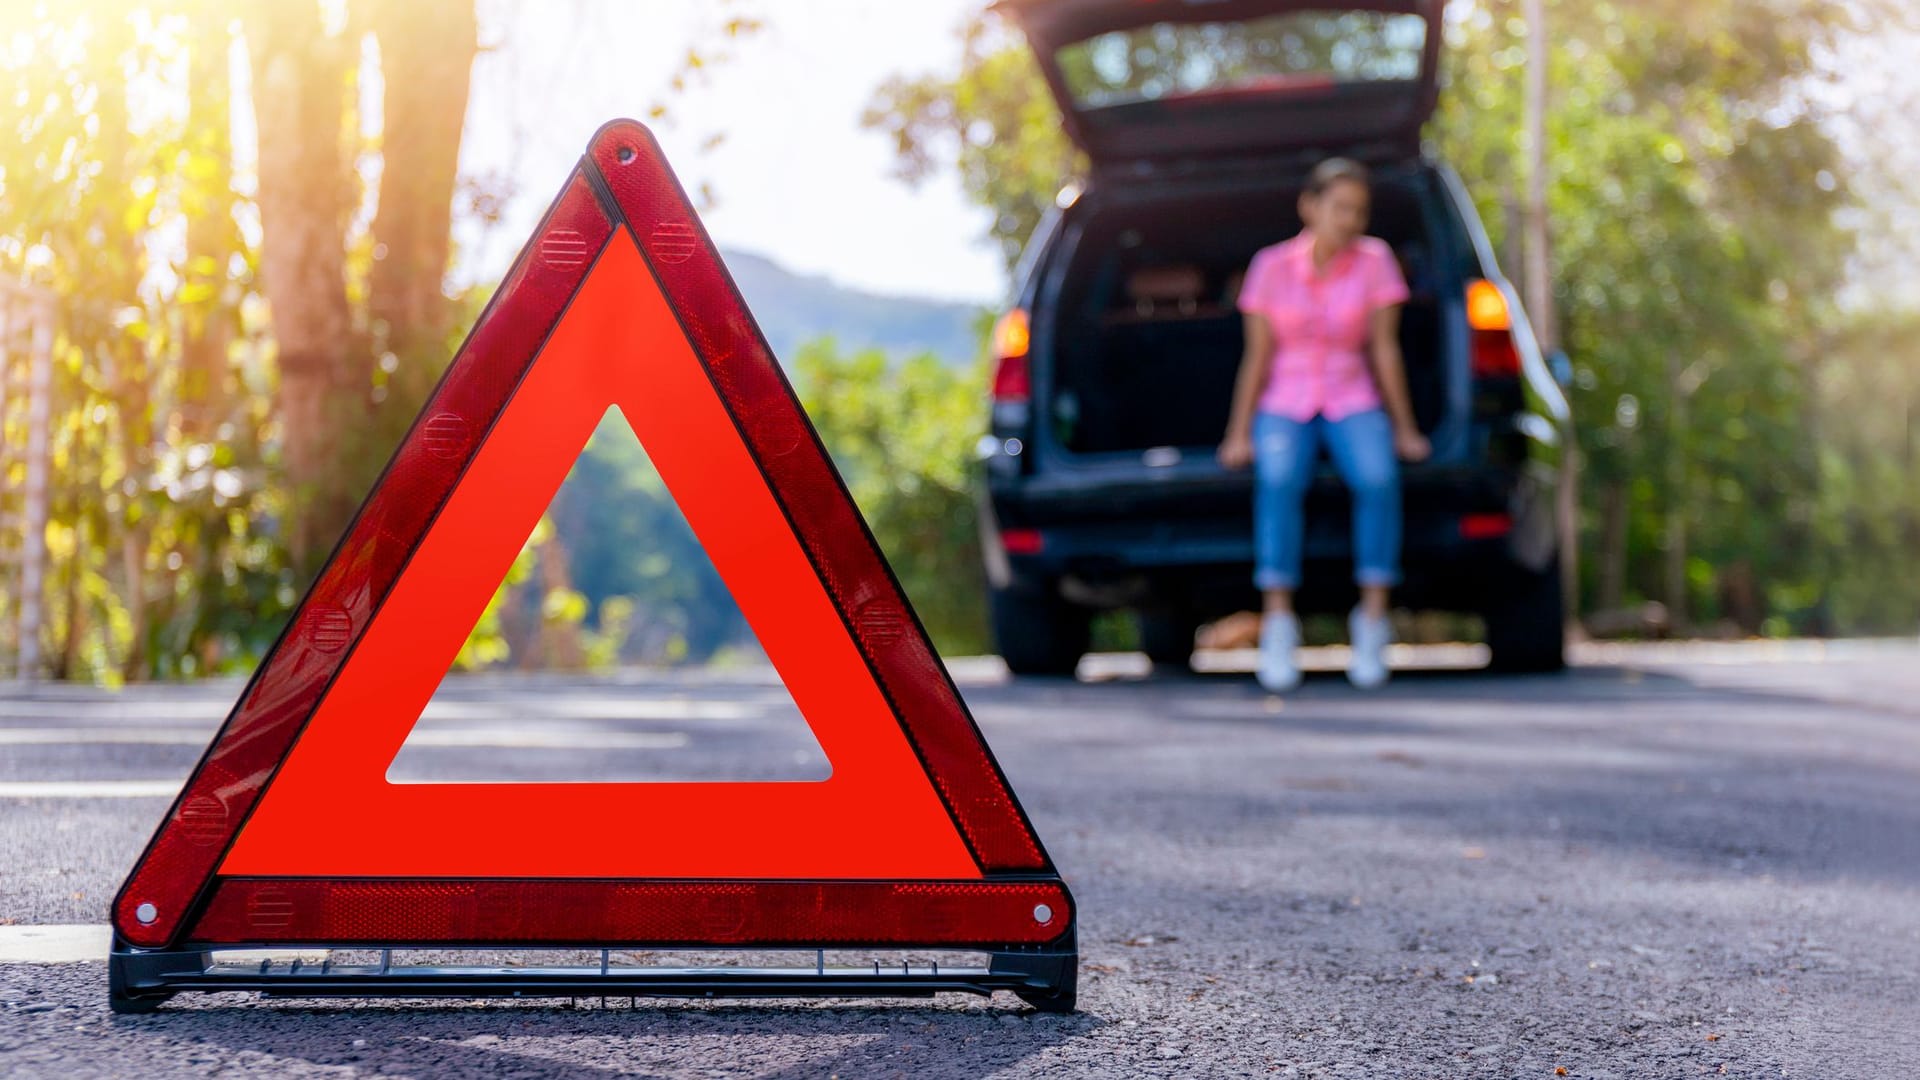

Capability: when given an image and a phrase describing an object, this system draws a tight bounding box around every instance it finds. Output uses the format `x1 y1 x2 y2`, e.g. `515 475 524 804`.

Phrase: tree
241 0 359 569
865 17 1081 272
1 1 781 681
238 0 482 572
793 340 994 656
0 1 288 681
1803 310 1920 633
1432 0 1869 631
366 0 477 363
0 1 480 678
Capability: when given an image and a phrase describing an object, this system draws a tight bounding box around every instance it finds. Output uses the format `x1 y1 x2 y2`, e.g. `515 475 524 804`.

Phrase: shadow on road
112 998 1101 1077
980 660 1920 892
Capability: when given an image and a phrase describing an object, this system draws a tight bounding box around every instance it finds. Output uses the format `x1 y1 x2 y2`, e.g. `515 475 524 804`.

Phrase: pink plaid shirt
1237 232 1410 422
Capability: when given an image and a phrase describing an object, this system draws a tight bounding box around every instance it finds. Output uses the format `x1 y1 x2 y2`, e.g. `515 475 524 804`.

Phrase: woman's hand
1394 425 1431 463
1218 429 1255 470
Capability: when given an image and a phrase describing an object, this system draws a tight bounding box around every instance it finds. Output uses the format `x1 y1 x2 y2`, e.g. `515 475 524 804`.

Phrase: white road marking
0 924 111 963
0 780 180 798
0 925 332 965
1 731 697 796
403 728 689 750
0 702 221 720
0 727 691 750
419 699 760 722
0 728 209 745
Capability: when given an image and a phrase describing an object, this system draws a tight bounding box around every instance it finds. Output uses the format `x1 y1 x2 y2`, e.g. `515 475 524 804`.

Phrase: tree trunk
1523 0 1580 628
88 15 156 682
533 536 586 672
1718 559 1762 636
367 0 478 363
1663 350 1689 631
121 528 149 680
178 0 240 440
1501 186 1524 292
243 0 357 570
54 496 84 681
1597 478 1628 612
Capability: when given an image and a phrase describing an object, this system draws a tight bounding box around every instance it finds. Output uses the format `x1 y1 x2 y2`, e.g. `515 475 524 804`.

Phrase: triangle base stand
108 932 1078 1015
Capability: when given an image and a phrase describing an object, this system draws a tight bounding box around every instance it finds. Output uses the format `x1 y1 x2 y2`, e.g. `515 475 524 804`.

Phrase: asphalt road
3 640 1918 1078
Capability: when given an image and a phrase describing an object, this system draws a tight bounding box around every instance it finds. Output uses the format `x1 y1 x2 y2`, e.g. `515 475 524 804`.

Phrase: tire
1138 610 1201 670
991 586 1090 677
1485 558 1567 673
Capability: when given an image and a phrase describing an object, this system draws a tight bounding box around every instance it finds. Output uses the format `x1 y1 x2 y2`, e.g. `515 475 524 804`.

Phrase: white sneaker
1347 608 1392 689
1257 612 1302 693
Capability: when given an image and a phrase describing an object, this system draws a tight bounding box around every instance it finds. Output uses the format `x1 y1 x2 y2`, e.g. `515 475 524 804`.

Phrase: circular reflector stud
178 794 228 847
134 902 158 925
1033 904 1053 925
421 412 472 459
538 231 590 272
306 605 353 654
649 222 698 265
856 601 907 648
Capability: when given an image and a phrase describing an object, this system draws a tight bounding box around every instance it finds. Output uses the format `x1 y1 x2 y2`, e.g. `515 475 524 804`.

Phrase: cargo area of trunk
1039 176 1452 456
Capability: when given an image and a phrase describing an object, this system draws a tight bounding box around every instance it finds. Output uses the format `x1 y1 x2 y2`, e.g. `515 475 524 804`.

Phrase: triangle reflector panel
110 121 1072 1010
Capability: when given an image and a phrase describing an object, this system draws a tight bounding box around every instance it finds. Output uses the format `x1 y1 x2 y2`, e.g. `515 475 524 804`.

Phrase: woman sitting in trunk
1217 157 1430 691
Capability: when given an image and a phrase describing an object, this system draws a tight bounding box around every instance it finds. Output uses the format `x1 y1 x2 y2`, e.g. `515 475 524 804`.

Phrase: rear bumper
982 465 1556 615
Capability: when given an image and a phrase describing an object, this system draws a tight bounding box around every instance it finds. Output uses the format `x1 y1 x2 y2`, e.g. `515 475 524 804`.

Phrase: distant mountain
717 248 987 367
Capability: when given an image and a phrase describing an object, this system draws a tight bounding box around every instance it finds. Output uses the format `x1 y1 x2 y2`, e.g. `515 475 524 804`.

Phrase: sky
453 0 1010 306
1826 25 1920 311
442 1 1916 312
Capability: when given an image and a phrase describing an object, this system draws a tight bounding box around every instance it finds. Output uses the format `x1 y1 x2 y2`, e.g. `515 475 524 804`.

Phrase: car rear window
1055 10 1429 111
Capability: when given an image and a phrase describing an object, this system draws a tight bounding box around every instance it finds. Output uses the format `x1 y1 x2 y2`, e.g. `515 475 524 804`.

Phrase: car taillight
990 309 1031 405
1467 279 1521 378
1459 512 1513 540
992 354 1031 404
1000 527 1044 555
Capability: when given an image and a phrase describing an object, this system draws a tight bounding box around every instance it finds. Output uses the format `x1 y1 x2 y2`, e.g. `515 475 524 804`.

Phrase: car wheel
990 586 1090 677
1138 610 1201 671
1485 558 1567 673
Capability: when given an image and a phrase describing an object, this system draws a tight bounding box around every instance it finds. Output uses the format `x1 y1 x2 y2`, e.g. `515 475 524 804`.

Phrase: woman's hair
1304 157 1371 197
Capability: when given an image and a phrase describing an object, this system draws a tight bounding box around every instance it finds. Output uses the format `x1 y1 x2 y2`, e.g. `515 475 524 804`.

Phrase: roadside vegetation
0 0 1913 682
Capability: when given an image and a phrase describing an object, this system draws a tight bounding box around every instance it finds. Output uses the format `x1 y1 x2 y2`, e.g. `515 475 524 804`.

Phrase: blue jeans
1252 409 1401 590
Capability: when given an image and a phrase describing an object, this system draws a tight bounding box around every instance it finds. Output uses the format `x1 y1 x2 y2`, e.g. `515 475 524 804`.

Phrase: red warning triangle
112 121 1070 967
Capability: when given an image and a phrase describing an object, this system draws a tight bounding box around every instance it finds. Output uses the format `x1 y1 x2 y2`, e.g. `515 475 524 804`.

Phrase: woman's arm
1367 304 1431 462
1219 313 1275 468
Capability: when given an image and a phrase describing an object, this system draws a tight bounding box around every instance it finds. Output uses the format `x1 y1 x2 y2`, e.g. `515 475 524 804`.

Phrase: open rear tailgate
997 0 1444 166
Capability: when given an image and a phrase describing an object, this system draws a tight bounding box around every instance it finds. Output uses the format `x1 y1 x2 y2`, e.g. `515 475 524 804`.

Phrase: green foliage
864 18 1083 270
1052 10 1428 104
1803 311 1920 632
0 5 592 681
792 339 992 655
545 411 741 666
453 515 542 671
0 2 994 682
1430 0 1879 630
0 6 291 681
7 1 1912 689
